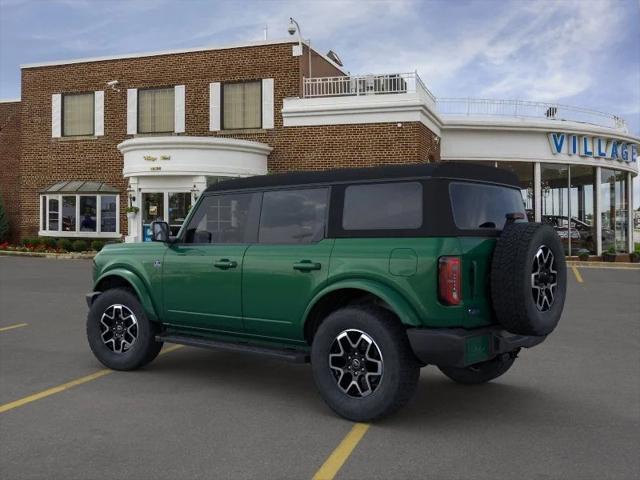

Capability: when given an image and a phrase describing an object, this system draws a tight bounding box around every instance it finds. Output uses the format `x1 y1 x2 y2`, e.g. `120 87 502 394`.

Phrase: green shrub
72 239 88 252
57 238 73 252
0 196 9 242
90 240 105 252
577 250 589 261
21 237 41 247
40 237 58 249
606 245 616 254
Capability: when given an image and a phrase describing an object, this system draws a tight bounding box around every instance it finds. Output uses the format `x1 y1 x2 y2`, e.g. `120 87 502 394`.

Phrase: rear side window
343 182 422 230
182 192 261 244
449 182 526 230
259 188 328 244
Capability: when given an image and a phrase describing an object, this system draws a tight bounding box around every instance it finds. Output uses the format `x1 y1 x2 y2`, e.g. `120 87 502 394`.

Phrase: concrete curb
567 260 640 269
0 250 96 260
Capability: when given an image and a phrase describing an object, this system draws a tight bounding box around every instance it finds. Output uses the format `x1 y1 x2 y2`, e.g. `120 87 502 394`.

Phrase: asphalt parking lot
0 256 639 480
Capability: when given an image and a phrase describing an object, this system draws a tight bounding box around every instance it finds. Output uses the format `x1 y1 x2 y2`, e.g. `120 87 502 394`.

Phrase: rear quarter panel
327 237 496 328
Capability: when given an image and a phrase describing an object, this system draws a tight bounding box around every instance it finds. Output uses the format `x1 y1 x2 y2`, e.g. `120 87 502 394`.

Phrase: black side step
156 334 310 363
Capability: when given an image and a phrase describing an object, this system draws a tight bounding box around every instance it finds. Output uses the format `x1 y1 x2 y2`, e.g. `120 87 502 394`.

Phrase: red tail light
439 256 461 305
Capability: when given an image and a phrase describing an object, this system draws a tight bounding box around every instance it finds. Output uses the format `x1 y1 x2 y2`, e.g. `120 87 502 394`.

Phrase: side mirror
151 221 170 242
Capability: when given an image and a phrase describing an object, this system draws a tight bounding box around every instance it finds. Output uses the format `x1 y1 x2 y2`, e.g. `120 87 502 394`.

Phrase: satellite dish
326 50 343 67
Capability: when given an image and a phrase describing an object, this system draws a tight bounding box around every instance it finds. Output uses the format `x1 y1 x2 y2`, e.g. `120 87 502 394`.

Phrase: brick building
1 37 637 253
0 39 439 243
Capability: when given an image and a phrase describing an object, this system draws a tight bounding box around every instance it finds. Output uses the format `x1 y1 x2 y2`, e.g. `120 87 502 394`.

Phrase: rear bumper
406 326 546 368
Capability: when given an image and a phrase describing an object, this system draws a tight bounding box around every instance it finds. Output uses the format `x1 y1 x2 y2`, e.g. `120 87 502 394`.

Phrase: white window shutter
94 91 104 136
51 94 62 138
127 88 137 135
174 85 185 133
262 78 274 129
209 82 221 131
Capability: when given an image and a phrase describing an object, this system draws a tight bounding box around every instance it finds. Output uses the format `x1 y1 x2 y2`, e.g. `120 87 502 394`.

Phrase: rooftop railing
303 72 436 102
301 74 627 132
435 98 627 131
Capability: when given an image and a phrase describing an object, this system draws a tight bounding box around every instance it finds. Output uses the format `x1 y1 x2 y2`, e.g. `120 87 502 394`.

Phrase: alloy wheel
531 245 558 311
99 304 138 353
328 329 384 398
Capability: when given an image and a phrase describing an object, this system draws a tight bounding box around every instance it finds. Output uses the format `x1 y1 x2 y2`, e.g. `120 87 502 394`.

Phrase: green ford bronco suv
87 163 566 421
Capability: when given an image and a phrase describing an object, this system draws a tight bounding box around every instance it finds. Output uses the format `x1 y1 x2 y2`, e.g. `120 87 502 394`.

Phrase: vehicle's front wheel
437 352 516 385
87 288 163 371
311 306 420 422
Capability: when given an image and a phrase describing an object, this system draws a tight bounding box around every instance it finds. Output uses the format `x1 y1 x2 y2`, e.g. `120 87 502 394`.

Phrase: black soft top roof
204 162 519 193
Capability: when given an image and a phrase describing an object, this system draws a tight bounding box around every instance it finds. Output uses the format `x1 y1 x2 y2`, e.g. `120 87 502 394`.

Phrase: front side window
63 92 94 136
48 197 59 231
259 188 328 244
450 182 526 230
343 182 422 230
138 87 174 133
223 81 261 129
183 193 260 244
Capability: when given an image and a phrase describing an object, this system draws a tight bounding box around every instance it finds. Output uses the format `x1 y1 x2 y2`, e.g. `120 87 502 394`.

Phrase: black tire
491 222 567 336
311 306 420 422
87 288 163 370
438 353 516 385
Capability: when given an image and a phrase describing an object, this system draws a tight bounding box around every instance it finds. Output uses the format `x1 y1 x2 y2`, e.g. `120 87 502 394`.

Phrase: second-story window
138 87 175 133
223 81 261 129
63 92 94 136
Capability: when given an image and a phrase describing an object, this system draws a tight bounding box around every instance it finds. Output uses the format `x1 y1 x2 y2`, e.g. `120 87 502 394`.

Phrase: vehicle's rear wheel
87 288 163 371
438 352 516 385
491 222 567 336
311 306 419 422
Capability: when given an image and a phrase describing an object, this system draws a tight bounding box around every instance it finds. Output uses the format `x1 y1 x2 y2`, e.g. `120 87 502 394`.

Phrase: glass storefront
541 164 570 254
500 162 535 221
142 191 193 240
569 166 596 254
601 169 628 253
456 160 633 255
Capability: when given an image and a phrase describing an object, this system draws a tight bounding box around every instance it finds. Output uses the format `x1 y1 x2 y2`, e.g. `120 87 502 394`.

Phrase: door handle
293 260 321 272
214 259 238 270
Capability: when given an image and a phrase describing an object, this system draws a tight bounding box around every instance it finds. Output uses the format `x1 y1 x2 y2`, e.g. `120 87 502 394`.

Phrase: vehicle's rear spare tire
491 222 566 336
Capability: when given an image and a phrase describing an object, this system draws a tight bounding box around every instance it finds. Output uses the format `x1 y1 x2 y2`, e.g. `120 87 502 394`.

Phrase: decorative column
125 177 140 243
595 167 602 256
628 172 634 254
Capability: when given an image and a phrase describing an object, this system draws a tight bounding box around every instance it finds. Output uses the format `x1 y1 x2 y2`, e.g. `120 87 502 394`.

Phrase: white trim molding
118 136 271 178
282 92 442 136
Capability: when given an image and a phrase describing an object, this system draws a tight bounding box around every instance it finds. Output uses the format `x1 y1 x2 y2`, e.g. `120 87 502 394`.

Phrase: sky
1 0 639 203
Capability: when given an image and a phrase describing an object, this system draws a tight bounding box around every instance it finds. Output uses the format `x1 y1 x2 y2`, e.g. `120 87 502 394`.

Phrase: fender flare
302 278 422 334
94 268 159 321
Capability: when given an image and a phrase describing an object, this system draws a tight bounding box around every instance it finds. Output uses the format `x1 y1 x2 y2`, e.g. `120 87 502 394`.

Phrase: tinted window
183 193 260 244
259 188 328 244
450 182 526 230
343 182 422 230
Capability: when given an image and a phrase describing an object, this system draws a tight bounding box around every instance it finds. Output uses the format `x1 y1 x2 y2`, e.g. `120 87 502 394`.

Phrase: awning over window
41 181 120 194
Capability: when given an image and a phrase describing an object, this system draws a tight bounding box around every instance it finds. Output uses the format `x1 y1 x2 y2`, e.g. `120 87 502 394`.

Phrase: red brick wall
17 41 440 239
0 101 21 242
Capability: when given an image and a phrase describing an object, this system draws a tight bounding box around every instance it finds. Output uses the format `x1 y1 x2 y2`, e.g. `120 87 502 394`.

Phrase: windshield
449 182 526 230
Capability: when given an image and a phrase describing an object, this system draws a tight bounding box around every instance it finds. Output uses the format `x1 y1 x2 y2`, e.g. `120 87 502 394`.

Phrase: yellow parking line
0 323 28 333
312 423 370 480
0 344 184 414
571 266 584 283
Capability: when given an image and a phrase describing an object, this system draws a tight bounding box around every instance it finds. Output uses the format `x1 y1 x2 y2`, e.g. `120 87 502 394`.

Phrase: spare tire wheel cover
490 223 567 336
